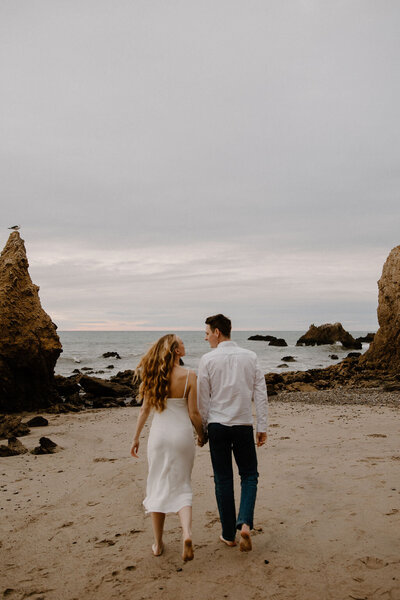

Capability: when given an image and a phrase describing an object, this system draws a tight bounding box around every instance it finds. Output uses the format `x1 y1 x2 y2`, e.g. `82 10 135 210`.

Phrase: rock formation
360 245 400 372
0 232 62 412
296 323 362 349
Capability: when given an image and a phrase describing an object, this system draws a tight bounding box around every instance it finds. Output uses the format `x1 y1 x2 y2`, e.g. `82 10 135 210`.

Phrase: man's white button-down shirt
197 341 268 432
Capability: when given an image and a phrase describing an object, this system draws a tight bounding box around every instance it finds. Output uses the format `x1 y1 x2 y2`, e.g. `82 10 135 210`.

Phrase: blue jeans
208 423 259 542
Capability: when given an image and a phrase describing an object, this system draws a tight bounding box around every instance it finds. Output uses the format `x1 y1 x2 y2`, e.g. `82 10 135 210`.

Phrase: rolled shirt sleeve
253 360 268 432
197 356 211 431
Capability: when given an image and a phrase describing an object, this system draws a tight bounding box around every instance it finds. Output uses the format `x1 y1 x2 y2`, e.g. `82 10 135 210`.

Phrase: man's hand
256 432 267 447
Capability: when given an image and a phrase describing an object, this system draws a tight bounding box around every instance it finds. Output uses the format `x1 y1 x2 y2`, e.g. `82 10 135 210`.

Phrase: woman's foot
239 525 252 552
219 535 237 547
182 538 194 562
152 542 164 557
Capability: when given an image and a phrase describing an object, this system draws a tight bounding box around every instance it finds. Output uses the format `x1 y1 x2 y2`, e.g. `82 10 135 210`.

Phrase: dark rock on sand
102 352 121 359
0 232 62 412
25 416 49 427
269 338 288 347
281 356 296 362
54 375 80 397
8 437 28 454
296 323 362 349
0 415 30 439
0 436 28 456
79 375 132 398
31 436 60 455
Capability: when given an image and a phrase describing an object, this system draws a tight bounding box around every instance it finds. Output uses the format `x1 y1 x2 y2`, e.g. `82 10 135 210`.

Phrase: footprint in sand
358 556 389 570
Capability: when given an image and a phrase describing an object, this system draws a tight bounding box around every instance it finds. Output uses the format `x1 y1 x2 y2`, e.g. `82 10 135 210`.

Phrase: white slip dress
143 370 195 514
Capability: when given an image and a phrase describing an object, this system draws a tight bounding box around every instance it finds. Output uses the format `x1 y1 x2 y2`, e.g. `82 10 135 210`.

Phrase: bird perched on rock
8 225 20 231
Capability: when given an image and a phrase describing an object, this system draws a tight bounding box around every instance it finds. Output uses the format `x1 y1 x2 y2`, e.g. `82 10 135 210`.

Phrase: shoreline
1 389 399 599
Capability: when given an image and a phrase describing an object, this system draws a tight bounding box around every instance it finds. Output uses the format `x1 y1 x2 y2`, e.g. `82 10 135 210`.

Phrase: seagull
8 225 20 231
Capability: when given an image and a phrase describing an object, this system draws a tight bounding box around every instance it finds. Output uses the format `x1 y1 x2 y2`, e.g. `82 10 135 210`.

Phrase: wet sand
1 391 399 600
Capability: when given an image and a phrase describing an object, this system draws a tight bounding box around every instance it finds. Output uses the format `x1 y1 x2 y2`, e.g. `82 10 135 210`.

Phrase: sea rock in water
0 232 62 412
102 351 121 359
356 333 375 343
281 356 296 362
360 245 400 372
296 323 362 349
248 335 277 342
269 338 288 347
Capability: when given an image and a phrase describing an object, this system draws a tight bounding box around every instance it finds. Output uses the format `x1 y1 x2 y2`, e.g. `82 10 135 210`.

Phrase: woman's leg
178 505 194 561
151 512 165 556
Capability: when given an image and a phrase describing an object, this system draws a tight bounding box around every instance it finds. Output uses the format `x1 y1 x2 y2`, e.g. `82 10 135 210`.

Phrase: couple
130 313 268 562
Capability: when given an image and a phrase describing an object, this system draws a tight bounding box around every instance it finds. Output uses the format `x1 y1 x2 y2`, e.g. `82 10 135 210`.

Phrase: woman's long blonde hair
136 334 179 412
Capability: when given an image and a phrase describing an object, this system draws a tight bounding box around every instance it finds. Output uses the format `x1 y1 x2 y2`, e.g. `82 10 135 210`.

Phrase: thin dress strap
183 369 190 399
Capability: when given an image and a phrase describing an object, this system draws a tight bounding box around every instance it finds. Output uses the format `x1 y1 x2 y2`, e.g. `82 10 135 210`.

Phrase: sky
1 1 399 331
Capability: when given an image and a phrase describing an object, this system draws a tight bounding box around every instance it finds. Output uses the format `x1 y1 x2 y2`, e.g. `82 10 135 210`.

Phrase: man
197 313 268 552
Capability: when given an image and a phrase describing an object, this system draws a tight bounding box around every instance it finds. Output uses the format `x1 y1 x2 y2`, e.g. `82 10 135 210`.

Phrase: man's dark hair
205 314 232 338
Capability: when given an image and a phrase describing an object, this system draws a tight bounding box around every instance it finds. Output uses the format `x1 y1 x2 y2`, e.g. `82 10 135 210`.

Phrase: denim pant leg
208 423 237 542
232 426 259 531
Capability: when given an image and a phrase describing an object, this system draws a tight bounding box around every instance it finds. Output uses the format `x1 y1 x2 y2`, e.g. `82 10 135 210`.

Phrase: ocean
55 330 372 378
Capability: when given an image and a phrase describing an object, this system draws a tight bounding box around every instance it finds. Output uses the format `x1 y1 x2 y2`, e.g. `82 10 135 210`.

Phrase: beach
1 390 399 600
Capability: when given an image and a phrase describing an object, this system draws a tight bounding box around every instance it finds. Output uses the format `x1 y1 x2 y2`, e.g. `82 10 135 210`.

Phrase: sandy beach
1 390 399 600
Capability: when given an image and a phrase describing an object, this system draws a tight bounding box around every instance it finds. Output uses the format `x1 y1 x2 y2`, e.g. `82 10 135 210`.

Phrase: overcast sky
1 1 399 330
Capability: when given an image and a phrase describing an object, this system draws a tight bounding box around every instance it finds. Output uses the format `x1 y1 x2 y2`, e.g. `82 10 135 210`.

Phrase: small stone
264 559 270 564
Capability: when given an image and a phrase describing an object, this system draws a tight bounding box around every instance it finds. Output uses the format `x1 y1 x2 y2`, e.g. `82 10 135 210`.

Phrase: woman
130 334 205 561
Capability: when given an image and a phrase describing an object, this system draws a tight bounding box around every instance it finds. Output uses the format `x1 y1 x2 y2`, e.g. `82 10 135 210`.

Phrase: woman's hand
130 439 140 457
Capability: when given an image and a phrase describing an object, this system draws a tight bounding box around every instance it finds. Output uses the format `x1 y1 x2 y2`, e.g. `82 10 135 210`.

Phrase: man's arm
197 356 211 432
253 359 268 443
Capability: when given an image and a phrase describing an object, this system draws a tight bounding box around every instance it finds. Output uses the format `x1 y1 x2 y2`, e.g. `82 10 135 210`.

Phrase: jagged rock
0 232 62 412
54 375 80 397
31 436 60 454
0 444 19 457
281 356 296 362
356 333 375 343
296 323 362 349
25 416 48 427
269 338 288 347
79 375 132 398
0 415 30 439
7 436 28 454
360 245 400 372
248 335 277 342
102 352 121 359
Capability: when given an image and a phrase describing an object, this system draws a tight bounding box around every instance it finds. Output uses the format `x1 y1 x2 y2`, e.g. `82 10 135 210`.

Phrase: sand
1 390 399 600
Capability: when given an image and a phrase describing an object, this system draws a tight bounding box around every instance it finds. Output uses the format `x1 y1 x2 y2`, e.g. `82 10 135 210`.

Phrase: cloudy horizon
1 1 399 331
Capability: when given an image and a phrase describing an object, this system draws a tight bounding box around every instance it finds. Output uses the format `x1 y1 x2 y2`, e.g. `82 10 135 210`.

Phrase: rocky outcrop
0 415 30 438
296 323 361 349
0 232 62 412
359 245 400 372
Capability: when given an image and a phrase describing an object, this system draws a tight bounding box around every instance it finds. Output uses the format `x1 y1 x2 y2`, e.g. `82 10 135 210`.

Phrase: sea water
55 330 372 378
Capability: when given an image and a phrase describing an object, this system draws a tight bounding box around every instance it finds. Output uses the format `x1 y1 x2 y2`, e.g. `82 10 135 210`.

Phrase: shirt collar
217 341 237 348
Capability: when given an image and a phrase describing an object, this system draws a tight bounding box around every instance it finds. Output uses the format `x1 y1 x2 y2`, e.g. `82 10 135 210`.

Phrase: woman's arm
130 396 151 458
187 372 205 446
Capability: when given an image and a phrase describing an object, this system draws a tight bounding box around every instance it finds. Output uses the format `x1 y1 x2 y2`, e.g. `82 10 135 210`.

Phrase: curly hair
135 334 179 412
